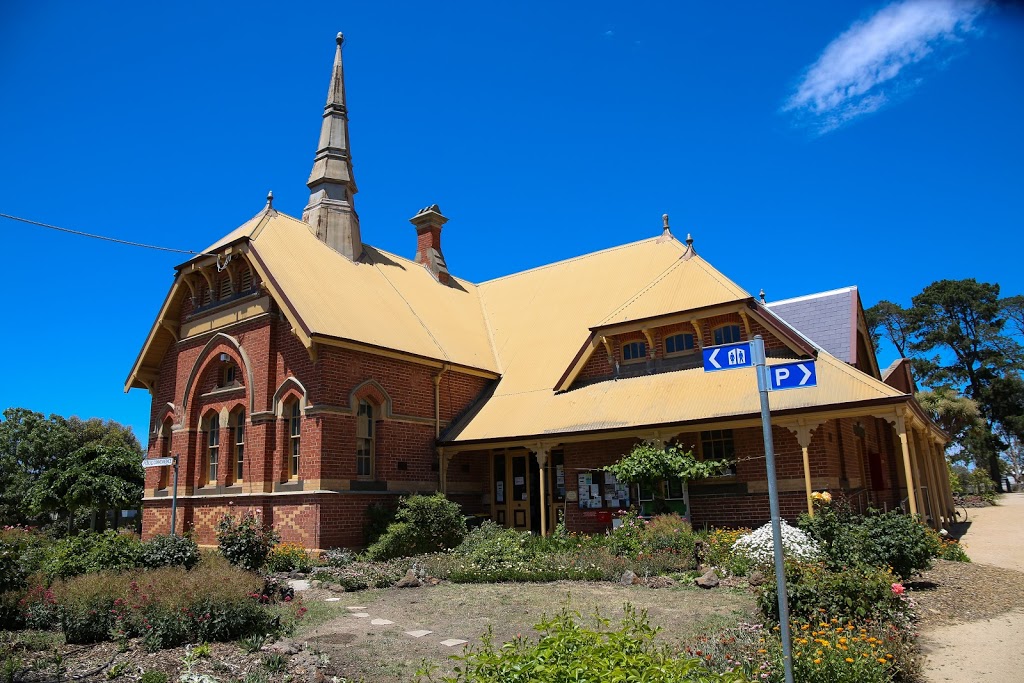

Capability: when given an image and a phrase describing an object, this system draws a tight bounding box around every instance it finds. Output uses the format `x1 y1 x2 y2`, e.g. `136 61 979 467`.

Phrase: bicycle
953 504 969 524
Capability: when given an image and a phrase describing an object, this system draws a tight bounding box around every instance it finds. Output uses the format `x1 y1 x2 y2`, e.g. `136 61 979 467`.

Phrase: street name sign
768 361 817 391
702 341 753 372
142 457 175 468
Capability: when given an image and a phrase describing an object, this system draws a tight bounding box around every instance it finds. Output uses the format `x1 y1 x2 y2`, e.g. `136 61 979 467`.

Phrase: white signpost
142 454 179 537
702 336 818 683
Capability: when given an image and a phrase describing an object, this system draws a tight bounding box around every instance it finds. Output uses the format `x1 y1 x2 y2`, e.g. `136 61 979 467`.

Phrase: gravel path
917 492 1024 683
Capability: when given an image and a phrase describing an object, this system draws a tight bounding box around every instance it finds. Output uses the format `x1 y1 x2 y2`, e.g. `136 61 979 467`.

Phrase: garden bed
910 558 1024 626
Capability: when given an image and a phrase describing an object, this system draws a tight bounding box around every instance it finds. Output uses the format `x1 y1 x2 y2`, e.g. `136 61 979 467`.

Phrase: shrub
319 547 356 568
780 616 915 683
797 499 867 570
216 512 280 571
363 502 398 546
364 494 466 560
759 561 909 623
266 542 314 573
732 522 820 569
140 672 169 683
142 534 200 570
41 531 145 580
857 512 936 580
415 605 747 683
935 537 970 562
607 509 648 557
698 527 750 576
321 560 409 591
53 561 278 648
0 540 25 594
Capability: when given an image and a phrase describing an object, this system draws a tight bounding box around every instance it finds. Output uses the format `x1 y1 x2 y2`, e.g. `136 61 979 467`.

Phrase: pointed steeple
302 32 362 260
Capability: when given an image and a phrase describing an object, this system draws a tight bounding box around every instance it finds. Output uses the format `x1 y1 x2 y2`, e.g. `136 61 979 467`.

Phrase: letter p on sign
774 368 790 385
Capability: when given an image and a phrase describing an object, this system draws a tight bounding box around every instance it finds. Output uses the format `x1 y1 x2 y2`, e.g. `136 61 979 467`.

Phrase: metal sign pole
170 454 179 538
752 336 794 683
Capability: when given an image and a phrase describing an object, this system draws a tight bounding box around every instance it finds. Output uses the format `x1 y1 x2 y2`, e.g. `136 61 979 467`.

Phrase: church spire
302 32 362 260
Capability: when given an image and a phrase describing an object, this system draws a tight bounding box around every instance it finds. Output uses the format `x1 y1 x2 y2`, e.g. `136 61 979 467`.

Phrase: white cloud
785 0 987 132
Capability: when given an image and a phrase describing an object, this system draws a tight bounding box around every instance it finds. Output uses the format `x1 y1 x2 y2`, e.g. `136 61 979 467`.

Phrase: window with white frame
233 410 245 483
205 413 220 485
288 402 301 478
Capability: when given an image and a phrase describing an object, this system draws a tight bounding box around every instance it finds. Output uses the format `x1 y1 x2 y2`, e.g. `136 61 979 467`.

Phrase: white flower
732 521 820 566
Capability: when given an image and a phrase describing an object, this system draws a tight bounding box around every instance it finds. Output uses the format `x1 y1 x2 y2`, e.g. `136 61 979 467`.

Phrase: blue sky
1 1 1021 443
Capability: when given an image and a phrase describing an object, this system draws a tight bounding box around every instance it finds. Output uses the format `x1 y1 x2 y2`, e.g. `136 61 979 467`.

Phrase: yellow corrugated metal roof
443 351 908 444
476 237 689 395
597 253 751 326
250 211 499 372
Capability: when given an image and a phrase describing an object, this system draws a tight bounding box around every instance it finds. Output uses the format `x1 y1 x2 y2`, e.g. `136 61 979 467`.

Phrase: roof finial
266 190 274 209
656 213 674 243
336 31 344 45
685 233 693 247
759 288 766 304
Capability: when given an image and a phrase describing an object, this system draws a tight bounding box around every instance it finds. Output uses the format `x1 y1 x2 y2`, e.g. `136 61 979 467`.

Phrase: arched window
713 324 742 345
205 413 220 485
665 333 695 355
233 409 245 483
288 402 301 478
356 400 375 478
158 420 173 490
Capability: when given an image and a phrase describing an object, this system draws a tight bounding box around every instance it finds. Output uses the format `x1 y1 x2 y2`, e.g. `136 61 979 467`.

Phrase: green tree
910 280 1024 489
0 408 144 529
865 300 914 358
1002 294 1024 340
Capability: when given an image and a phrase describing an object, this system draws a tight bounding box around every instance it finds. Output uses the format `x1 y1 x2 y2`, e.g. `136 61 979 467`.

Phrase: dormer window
713 324 742 345
622 341 647 363
665 333 696 355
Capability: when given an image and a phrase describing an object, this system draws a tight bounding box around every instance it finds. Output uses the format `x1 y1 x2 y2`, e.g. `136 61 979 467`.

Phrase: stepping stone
405 630 433 638
351 613 370 618
288 579 311 591
370 618 394 626
346 606 368 611
324 597 341 602
440 639 468 647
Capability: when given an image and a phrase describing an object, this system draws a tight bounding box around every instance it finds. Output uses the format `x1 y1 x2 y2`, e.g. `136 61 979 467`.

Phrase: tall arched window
158 419 173 490
205 413 220 485
233 410 245 483
288 402 301 479
356 400 375 478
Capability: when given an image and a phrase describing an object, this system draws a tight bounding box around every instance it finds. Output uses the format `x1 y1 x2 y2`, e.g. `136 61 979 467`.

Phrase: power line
0 211 199 255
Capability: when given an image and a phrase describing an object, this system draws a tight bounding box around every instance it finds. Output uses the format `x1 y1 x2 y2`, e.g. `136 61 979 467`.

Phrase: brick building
126 35 952 549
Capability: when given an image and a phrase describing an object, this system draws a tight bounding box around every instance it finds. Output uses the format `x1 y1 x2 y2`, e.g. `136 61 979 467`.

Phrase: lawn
297 580 758 683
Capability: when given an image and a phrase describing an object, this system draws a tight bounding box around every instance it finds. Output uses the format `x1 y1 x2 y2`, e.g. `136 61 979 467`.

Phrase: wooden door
509 452 530 530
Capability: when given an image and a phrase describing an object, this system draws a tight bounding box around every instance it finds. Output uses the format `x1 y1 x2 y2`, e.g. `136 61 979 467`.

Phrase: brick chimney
410 205 450 284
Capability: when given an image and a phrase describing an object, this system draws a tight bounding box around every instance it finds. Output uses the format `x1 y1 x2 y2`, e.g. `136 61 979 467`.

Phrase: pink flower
891 583 905 596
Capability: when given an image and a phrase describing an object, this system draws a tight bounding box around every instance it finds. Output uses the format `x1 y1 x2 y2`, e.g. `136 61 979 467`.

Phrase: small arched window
288 402 301 479
205 413 220 486
356 400 375 478
665 333 696 355
232 409 245 483
713 324 742 345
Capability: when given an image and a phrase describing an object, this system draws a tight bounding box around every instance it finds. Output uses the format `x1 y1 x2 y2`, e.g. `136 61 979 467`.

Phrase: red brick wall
142 287 492 548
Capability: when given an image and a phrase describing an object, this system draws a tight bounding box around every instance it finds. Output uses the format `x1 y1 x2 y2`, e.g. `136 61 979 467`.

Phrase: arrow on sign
708 348 722 369
768 360 817 391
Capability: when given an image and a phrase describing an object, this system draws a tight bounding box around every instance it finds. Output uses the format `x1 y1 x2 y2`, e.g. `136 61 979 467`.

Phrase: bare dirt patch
911 559 1024 628
298 581 758 683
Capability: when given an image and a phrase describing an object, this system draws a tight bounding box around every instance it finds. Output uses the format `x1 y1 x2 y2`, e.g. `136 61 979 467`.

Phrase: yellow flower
878 658 887 664
845 657 855 663
758 649 767 654
813 659 822 665
886 654 894 659
839 637 847 644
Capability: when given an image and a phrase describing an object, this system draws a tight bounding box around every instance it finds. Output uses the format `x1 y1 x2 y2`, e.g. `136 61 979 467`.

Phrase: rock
695 569 720 589
395 569 423 588
620 570 640 586
646 576 676 589
268 638 301 655
748 570 766 587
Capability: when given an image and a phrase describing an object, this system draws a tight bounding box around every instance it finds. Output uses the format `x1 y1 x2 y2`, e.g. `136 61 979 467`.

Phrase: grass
297 581 757 683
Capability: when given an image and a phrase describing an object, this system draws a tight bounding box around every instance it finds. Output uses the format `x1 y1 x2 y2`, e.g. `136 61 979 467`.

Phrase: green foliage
603 443 730 492
42 531 144 580
364 494 466 560
759 561 908 623
363 502 397 546
53 561 281 648
0 409 143 529
318 547 355 568
607 509 648 557
415 605 747 683
865 300 913 358
142 534 200 570
265 542 314 573
216 511 280 571
317 560 409 591
139 672 169 683
799 503 936 580
697 528 751 577
0 541 25 594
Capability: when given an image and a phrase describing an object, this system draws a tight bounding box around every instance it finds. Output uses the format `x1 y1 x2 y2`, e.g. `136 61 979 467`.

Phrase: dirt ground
916 492 1024 683
296 580 758 683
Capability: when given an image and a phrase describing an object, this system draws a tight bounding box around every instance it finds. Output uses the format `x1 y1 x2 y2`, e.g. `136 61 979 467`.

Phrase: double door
492 450 533 530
